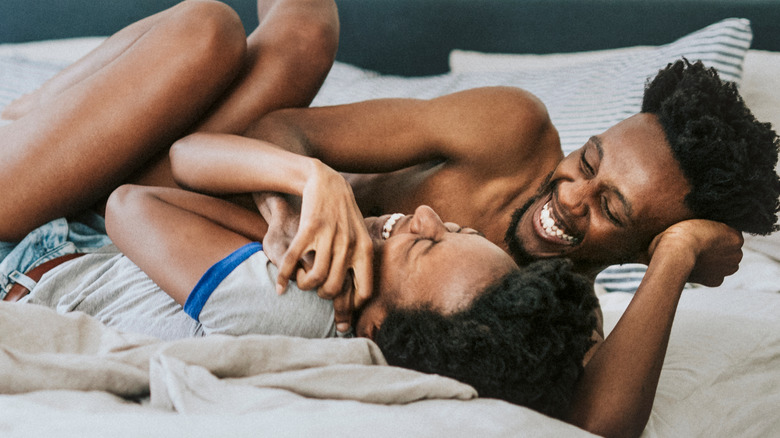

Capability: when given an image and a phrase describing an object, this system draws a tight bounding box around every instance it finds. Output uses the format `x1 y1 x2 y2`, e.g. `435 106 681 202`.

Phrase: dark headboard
2 0 779 76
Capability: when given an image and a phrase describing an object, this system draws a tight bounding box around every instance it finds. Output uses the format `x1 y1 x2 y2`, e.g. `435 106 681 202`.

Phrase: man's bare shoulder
431 87 562 174
434 86 551 123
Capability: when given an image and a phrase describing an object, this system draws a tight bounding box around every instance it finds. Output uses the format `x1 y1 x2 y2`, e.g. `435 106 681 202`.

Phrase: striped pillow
312 18 752 293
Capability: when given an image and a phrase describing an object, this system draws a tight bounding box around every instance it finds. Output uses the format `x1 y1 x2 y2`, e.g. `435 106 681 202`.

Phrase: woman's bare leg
130 0 340 188
1 13 165 121
196 0 339 134
0 0 246 241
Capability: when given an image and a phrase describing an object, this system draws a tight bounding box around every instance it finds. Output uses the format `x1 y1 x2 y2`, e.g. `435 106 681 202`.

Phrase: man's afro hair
642 59 780 235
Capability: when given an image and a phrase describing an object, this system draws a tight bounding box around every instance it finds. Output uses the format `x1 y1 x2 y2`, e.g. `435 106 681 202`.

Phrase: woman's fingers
350 241 374 311
331 278 354 333
276 231 320 294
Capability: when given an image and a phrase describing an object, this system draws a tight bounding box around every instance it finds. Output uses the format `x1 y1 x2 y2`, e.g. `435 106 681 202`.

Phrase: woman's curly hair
642 59 780 234
373 259 598 419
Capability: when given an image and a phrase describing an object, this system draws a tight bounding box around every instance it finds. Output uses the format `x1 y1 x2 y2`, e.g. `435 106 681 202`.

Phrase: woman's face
357 206 517 337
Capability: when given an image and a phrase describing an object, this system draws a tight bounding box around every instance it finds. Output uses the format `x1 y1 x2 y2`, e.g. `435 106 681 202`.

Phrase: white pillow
0 57 62 116
447 18 752 155
314 18 752 155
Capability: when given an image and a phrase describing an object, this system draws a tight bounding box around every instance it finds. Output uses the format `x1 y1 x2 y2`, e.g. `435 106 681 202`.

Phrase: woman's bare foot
1 91 42 120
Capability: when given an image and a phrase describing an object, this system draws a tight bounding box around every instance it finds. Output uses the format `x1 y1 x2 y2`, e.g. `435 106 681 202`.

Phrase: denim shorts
0 212 112 298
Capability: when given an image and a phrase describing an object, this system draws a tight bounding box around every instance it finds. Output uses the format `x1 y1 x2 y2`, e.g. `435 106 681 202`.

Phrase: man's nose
557 180 589 217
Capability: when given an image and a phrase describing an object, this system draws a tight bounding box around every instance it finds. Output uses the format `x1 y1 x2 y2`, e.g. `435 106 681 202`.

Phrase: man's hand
647 219 744 287
271 161 374 333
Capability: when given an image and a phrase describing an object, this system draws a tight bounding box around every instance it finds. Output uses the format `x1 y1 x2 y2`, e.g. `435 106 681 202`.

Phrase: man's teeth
540 202 578 243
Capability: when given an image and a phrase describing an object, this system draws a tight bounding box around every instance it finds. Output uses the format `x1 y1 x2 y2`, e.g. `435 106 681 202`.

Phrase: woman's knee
287 13 339 74
104 184 147 232
166 1 247 75
256 0 339 75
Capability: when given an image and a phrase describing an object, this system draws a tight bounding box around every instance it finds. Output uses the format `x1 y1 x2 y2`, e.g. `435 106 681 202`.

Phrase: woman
0 0 372 327
14 183 596 418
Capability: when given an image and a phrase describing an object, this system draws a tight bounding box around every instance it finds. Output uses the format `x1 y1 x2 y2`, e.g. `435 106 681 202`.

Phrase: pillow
316 18 751 154
0 37 104 118
447 17 752 154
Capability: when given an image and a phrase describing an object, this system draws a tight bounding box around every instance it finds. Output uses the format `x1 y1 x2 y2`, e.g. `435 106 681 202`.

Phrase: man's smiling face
506 113 695 275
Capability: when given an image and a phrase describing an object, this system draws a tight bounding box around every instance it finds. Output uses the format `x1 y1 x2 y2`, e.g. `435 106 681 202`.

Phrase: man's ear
355 301 387 340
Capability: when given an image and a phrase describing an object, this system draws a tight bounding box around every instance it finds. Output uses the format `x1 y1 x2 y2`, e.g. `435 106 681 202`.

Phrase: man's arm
245 86 559 176
567 220 743 438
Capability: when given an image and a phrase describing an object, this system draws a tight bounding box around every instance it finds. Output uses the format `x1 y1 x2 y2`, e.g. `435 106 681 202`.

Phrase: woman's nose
409 205 448 238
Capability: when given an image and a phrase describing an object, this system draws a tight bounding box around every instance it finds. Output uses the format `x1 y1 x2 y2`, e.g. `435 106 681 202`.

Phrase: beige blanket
0 302 592 437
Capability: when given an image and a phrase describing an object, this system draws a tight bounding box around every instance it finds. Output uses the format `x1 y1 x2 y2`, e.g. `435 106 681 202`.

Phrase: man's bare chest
345 162 541 247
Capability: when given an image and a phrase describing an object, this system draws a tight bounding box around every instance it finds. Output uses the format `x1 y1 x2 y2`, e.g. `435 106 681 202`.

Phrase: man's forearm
567 250 694 438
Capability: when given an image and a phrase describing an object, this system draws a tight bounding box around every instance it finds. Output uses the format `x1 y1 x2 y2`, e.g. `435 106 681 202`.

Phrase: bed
1 1 780 437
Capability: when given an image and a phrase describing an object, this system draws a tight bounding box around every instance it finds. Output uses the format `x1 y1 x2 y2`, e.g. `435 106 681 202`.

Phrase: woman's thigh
0 1 246 241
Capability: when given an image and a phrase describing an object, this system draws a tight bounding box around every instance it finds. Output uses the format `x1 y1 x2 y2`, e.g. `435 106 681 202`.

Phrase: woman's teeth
540 202 578 243
382 213 405 240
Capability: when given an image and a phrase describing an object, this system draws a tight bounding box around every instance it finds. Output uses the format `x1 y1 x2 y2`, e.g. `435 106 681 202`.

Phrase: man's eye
580 152 594 176
602 198 621 225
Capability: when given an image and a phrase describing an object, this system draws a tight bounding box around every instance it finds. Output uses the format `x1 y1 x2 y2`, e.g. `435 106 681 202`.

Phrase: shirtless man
0 0 776 436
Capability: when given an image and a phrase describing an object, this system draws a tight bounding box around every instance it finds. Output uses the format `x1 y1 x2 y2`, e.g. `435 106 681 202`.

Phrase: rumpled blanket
0 302 595 438
0 302 475 404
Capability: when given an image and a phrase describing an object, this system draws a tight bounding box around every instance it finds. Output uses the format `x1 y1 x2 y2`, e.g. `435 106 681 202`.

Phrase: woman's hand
254 192 305 268
647 219 744 287
272 161 374 333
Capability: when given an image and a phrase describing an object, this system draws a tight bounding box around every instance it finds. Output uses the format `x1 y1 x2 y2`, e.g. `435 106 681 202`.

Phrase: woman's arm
567 220 743 438
169 133 371 331
105 184 267 305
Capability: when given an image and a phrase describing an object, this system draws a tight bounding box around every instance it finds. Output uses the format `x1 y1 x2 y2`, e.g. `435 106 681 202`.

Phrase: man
245 59 780 283
233 56 773 438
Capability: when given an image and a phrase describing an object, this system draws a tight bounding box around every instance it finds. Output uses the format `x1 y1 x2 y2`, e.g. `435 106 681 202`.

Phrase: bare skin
246 86 563 252
0 0 339 225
